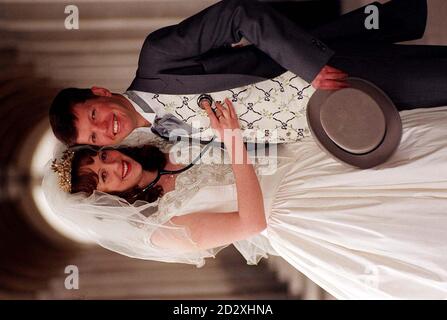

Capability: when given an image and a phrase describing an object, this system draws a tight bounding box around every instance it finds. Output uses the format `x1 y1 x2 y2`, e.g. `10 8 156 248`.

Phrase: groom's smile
113 114 120 136
72 89 146 146
73 103 131 145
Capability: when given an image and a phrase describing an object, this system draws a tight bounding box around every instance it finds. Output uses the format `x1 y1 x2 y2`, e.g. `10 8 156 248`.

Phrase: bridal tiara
51 149 74 193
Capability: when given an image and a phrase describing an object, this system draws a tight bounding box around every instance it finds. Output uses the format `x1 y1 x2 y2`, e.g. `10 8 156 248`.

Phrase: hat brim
307 77 402 169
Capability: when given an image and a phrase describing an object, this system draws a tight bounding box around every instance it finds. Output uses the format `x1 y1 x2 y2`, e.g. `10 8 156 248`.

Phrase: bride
44 99 447 299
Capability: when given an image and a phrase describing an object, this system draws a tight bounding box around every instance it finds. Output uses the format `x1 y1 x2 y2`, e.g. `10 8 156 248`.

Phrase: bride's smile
82 150 157 193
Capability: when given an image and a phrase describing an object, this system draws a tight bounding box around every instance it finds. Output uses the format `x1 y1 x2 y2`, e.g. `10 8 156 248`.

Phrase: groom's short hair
49 88 97 146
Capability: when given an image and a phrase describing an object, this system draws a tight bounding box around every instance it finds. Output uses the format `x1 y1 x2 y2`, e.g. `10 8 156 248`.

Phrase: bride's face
83 149 147 193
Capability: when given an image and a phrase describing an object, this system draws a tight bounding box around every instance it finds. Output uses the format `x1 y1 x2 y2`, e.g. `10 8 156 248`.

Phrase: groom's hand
312 65 349 90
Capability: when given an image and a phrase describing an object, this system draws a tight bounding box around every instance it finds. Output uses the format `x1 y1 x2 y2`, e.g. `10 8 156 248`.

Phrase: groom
50 0 446 147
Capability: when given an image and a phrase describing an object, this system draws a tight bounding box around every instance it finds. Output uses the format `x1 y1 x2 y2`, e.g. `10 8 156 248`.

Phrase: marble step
14 38 143 54
0 63 31 81
47 267 279 290
63 259 263 274
18 52 138 69
37 291 292 300
29 64 136 90
42 278 287 299
0 76 37 99
70 247 248 266
0 1 216 20
0 48 17 66
0 18 180 41
38 290 291 300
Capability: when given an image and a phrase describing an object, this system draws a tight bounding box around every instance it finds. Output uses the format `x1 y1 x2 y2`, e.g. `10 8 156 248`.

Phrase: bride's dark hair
71 145 167 204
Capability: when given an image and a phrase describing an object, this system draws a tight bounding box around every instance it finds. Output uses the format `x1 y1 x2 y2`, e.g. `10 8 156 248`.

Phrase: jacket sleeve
142 0 334 83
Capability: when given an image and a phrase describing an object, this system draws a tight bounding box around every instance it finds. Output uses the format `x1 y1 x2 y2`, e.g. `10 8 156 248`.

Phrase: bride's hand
203 98 241 142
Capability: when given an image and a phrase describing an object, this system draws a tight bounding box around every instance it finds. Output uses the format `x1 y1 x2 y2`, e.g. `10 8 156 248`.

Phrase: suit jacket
128 0 427 95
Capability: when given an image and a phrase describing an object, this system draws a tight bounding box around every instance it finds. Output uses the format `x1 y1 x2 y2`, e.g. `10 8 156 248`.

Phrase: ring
197 94 213 109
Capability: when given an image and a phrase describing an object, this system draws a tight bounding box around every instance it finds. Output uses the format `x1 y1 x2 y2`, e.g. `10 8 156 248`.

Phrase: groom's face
73 88 138 146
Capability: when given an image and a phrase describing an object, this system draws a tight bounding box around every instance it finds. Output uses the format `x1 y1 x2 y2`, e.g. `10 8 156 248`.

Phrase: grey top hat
306 77 402 169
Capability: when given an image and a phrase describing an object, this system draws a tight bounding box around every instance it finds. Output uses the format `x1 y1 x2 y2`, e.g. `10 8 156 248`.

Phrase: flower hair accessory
51 149 74 193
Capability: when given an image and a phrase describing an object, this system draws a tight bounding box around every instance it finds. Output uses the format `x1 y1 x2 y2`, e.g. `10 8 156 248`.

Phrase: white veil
42 131 224 267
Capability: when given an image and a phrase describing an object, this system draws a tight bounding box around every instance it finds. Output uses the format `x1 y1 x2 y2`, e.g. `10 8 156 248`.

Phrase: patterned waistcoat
132 71 314 144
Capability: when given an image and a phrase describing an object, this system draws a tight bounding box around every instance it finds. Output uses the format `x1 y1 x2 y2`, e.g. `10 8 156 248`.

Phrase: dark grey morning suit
128 0 447 111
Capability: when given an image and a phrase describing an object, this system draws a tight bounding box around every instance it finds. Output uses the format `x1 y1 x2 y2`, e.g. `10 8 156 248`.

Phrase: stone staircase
36 247 294 300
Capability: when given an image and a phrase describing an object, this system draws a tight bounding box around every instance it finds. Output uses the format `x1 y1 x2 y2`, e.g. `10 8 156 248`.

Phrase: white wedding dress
148 106 447 300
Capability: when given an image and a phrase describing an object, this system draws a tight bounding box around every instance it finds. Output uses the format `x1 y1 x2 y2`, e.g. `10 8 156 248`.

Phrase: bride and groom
44 0 447 299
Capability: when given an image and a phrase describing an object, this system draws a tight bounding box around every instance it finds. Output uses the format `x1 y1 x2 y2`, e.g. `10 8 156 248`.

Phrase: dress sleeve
69 206 227 268
144 218 229 267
